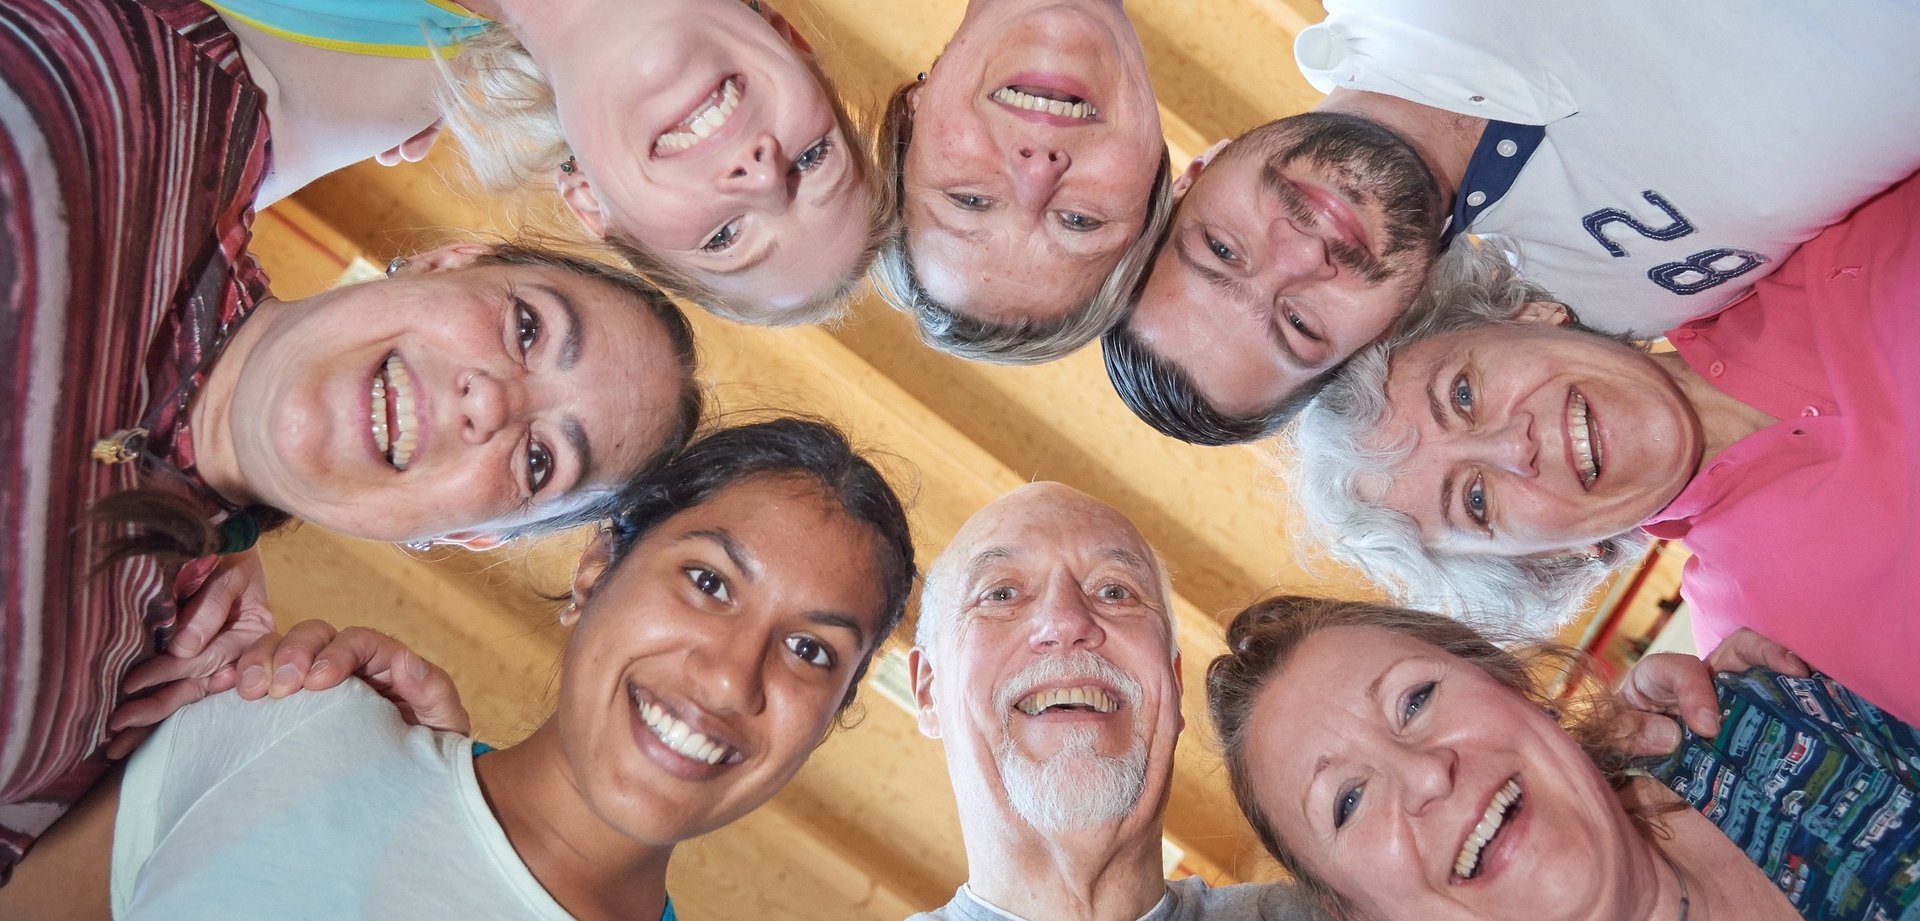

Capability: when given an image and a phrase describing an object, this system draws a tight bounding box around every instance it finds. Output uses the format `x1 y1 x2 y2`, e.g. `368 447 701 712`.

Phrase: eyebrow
684 528 757 578
712 238 780 277
563 415 594 488
963 547 1016 584
928 207 990 244
1101 547 1152 574
531 283 583 371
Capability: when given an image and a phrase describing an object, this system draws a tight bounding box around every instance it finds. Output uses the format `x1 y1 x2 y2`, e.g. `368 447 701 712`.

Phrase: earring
748 0 761 10
403 538 434 552
385 255 407 277
558 601 580 626
559 155 577 174
917 71 928 82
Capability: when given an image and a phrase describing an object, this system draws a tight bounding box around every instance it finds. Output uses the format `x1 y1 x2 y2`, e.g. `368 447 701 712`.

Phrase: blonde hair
433 24 887 326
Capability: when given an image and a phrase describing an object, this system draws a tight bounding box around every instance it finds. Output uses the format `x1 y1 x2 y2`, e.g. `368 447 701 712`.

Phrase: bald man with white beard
906 483 1321 921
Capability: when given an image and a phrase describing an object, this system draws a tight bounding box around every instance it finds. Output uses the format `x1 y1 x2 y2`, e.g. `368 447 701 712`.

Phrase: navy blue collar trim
1440 120 1546 247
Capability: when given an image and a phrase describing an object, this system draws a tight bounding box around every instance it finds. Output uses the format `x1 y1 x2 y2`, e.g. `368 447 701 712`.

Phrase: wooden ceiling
243 2 1612 916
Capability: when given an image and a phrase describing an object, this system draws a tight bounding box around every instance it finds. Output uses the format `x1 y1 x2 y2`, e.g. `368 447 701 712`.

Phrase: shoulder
1165 877 1326 920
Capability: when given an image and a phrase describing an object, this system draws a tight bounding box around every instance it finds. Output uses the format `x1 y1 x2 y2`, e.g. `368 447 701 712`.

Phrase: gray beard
997 724 1147 834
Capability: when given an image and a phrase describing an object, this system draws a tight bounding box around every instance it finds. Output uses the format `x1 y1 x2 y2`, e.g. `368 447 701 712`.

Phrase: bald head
918 482 1175 655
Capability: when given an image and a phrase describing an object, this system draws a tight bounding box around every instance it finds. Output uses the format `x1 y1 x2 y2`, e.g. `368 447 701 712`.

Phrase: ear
909 646 942 740
906 81 922 117
1171 651 1187 734
747 0 814 56
398 241 491 276
437 529 504 551
571 529 616 607
555 163 609 240
1513 300 1572 327
1173 139 1231 198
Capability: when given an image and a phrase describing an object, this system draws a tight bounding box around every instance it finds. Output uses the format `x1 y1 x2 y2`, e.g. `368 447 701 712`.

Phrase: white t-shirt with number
1296 0 1920 335
111 681 573 920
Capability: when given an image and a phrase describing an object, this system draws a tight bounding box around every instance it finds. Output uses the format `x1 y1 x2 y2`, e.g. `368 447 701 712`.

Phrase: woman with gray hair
1286 171 1920 725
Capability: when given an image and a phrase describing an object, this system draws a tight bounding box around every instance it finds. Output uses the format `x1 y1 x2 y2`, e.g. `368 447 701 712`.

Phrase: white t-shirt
1296 0 1920 335
111 681 572 920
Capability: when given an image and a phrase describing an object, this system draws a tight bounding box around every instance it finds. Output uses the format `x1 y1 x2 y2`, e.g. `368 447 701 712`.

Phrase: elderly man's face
913 482 1181 833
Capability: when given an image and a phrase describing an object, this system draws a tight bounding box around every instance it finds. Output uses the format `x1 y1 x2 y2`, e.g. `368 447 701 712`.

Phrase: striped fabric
0 0 269 876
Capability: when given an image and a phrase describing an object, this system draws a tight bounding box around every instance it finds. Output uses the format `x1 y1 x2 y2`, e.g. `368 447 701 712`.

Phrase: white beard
998 725 1148 833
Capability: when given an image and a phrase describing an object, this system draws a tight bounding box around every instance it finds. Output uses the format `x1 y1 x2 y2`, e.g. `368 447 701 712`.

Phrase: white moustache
991 649 1144 721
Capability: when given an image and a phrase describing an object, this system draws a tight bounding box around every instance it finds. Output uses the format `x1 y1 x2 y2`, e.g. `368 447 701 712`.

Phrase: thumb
393 650 471 736
1620 711 1685 758
172 578 240 658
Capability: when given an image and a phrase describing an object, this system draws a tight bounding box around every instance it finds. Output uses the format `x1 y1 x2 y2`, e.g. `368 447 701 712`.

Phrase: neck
1649 351 1778 471
474 724 674 921
188 298 285 508
957 802 1167 921
1620 779 1800 921
1317 88 1484 203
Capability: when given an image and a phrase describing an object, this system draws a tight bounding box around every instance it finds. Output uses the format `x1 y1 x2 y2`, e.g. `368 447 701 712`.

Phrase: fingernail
406 651 427 681
269 664 302 697
308 659 335 682
240 665 268 695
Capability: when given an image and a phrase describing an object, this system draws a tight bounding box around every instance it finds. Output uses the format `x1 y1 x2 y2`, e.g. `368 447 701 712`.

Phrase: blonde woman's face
547 1 870 317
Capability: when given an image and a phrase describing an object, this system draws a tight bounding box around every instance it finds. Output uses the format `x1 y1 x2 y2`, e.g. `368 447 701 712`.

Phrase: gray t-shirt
909 878 1323 921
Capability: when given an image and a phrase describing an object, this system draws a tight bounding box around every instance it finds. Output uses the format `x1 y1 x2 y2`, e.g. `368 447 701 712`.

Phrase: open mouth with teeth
631 683 742 768
1015 685 1119 716
991 85 1098 120
654 75 743 156
370 353 417 471
1568 390 1603 489
1453 778 1523 882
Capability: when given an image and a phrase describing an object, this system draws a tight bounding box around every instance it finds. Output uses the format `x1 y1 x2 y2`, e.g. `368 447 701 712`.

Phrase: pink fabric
1645 171 1920 725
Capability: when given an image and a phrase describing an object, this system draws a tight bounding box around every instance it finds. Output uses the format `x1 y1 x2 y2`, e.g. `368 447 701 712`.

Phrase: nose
1397 744 1457 817
1008 145 1070 209
1472 411 1538 478
687 633 767 717
458 370 520 445
1027 572 1105 652
720 133 785 207
1261 217 1338 287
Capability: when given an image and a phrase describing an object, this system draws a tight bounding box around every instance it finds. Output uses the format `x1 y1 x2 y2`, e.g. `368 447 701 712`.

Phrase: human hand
1613 652 1722 756
374 120 442 166
1702 627 1810 678
234 620 471 734
105 549 276 757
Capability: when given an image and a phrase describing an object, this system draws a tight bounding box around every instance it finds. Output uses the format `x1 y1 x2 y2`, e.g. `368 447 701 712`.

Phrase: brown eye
514 299 540 355
685 567 730 602
785 634 835 668
526 439 553 493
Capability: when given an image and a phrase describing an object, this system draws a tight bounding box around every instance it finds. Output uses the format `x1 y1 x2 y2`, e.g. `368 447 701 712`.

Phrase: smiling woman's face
547 1 870 315
902 0 1162 323
1368 324 1703 557
222 246 684 543
553 475 889 844
1245 626 1653 921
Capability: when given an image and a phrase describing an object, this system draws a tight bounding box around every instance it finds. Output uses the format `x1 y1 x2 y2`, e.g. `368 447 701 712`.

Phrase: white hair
1284 238 1650 635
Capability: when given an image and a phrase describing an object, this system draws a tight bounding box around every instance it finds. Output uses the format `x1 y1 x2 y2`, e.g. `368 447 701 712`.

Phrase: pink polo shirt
1644 172 1920 725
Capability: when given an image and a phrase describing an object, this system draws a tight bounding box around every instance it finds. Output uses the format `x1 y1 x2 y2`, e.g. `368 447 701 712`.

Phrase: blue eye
1334 785 1362 828
1451 374 1474 416
1464 475 1488 525
1059 211 1103 232
795 138 832 174
1402 681 1435 724
702 220 741 253
513 299 540 355
948 193 991 210
1205 234 1237 262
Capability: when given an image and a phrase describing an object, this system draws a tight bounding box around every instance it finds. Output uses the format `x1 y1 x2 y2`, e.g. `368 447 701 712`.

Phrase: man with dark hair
1110 0 1920 444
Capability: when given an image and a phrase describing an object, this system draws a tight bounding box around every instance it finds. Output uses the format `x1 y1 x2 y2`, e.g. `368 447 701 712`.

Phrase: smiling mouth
1570 390 1602 489
992 85 1098 120
631 684 740 766
653 75 742 156
1454 777 1522 881
1015 685 1118 716
370 353 417 471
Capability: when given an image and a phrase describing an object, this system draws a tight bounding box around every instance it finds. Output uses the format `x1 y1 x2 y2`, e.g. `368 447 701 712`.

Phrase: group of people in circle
3 0 1917 919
